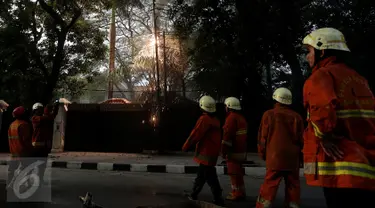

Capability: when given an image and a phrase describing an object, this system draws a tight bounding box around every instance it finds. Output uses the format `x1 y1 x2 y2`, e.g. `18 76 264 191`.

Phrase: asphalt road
0 167 326 208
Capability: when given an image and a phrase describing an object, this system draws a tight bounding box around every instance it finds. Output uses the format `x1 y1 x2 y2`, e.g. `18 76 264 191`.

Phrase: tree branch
37 0 66 27
67 3 82 30
29 2 48 78
31 2 43 42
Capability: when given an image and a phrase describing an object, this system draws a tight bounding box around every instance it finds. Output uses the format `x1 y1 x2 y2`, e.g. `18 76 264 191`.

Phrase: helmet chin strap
311 49 325 69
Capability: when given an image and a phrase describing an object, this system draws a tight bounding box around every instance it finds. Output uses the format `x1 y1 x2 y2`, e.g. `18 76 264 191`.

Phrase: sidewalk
0 152 304 177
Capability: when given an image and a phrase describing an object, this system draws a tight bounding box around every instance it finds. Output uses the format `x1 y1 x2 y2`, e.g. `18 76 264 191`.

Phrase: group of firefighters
182 27 375 208
1 27 375 208
1 101 59 187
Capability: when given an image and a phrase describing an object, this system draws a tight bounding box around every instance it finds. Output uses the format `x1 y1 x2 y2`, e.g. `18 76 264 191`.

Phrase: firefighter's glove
320 139 344 160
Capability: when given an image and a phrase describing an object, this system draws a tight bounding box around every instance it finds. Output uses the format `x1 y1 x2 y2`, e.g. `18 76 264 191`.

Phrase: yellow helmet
224 97 241 110
273 88 292 105
199 96 216 113
302 28 350 52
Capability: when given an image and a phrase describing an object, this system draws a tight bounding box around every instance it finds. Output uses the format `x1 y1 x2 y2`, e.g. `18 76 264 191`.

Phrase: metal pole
163 31 167 105
108 1 116 99
152 0 161 106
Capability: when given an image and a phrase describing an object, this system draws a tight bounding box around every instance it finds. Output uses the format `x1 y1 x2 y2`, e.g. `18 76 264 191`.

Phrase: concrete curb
0 160 305 177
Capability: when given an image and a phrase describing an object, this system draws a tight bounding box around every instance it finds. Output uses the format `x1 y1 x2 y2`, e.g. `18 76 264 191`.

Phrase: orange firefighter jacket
303 56 375 190
8 120 33 157
222 111 248 162
32 107 57 153
182 113 222 166
258 103 304 170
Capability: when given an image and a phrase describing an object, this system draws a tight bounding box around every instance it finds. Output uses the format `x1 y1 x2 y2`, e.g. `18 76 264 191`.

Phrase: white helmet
0 100 9 108
303 27 350 52
273 88 292 105
32 102 44 110
224 97 241 110
199 96 216 113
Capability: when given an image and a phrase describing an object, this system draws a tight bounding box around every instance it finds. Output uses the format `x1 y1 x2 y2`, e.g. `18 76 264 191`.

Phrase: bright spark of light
137 35 160 58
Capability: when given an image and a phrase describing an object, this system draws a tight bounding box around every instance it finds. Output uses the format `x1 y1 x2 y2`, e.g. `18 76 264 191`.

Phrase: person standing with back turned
256 88 304 208
222 97 248 201
31 102 58 156
302 27 375 207
182 95 225 206
31 102 58 184
8 106 34 188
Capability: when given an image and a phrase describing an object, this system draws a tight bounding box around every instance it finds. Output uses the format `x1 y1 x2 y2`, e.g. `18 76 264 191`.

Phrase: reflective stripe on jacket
258 103 304 170
8 120 33 157
182 113 221 166
303 56 375 190
222 112 247 162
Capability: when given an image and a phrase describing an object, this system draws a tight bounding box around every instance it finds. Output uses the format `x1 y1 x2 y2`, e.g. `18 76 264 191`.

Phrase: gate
64 103 154 152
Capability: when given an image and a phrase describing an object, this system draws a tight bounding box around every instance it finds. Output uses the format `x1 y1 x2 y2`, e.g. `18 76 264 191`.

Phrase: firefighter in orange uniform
222 97 247 201
182 95 225 206
8 106 34 185
302 27 375 207
31 102 58 185
256 88 304 208
8 106 34 157
31 102 58 156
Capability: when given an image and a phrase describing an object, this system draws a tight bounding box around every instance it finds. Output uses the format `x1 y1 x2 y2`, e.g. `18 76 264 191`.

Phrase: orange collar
312 56 337 73
274 103 289 109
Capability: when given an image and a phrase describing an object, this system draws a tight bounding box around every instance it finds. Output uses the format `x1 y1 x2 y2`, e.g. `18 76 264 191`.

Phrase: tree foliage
167 0 374 150
0 0 107 106
168 0 375 103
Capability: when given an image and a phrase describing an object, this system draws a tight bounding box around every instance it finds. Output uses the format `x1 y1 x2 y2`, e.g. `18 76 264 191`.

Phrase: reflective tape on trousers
289 202 300 208
222 140 232 146
32 142 45 147
194 152 218 165
228 152 247 161
8 136 19 140
236 129 247 135
257 196 272 208
304 162 375 179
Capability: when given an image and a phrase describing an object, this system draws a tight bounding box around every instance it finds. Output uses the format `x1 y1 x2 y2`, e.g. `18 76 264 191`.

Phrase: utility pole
152 0 161 106
178 38 186 98
108 1 116 99
163 31 167 105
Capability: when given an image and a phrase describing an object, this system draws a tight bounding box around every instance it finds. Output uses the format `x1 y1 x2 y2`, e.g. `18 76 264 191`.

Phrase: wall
64 104 154 152
0 102 259 153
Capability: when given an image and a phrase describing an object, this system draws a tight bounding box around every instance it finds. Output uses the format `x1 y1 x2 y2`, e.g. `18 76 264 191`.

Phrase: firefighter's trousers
323 187 375 208
256 169 300 208
191 164 223 202
227 161 245 198
33 150 49 185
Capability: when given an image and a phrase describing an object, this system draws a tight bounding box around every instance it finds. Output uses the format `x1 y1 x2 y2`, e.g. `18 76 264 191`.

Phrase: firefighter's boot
211 188 225 206
187 182 204 200
226 192 246 201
